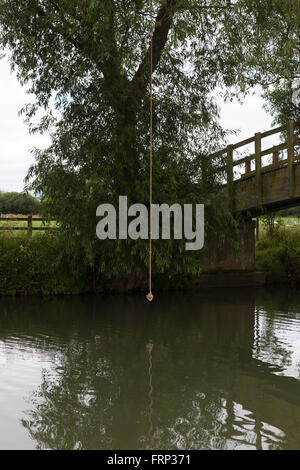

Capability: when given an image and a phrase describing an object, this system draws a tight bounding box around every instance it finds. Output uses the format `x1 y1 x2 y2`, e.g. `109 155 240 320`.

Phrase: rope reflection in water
146 340 154 446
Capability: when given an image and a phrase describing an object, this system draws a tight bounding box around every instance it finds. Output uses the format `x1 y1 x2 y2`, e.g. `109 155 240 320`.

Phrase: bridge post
287 120 295 197
255 132 262 205
27 215 32 237
272 150 279 165
226 144 234 211
245 158 251 174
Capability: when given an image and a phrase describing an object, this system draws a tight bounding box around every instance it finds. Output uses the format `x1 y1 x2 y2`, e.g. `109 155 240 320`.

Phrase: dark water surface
0 288 300 450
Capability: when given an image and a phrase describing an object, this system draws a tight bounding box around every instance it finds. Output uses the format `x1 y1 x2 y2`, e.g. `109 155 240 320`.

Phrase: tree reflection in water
0 289 298 450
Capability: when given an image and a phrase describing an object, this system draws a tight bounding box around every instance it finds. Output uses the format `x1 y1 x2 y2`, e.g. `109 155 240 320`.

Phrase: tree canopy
0 191 41 214
0 0 298 279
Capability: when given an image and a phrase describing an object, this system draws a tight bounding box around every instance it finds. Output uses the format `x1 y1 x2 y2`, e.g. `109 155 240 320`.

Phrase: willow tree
0 0 298 281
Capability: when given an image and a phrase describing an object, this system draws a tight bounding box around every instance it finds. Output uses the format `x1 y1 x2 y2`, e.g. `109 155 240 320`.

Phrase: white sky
0 57 275 193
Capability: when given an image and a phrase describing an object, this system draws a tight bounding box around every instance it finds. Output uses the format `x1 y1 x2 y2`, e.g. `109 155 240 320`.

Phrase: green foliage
263 82 300 130
0 229 211 295
0 1 298 277
261 213 284 238
0 191 41 214
256 228 300 284
255 1 299 128
0 232 91 295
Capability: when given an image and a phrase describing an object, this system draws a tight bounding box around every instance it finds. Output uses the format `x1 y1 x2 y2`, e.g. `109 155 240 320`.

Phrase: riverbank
0 227 299 295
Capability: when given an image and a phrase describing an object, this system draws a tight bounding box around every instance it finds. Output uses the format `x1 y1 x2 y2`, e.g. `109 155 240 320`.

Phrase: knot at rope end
146 292 154 302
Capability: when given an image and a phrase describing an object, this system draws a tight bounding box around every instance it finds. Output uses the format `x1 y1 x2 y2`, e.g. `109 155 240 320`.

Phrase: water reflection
146 340 154 445
0 289 300 450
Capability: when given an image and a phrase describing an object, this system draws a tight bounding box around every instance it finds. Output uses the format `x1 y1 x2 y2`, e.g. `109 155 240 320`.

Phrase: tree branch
132 0 177 93
131 0 233 95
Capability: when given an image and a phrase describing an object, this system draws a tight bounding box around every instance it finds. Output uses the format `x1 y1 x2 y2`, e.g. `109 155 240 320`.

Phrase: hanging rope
146 0 154 302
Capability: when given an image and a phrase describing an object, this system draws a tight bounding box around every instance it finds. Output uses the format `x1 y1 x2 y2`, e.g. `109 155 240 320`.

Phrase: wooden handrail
210 120 300 208
231 135 255 150
211 120 299 163
214 120 299 170
260 124 286 138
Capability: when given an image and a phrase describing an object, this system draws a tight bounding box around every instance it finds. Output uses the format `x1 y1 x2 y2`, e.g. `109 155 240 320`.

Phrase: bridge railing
213 120 300 205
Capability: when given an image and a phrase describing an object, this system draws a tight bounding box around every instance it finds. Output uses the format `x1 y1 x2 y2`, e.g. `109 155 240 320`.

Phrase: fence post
27 215 32 237
245 158 251 175
272 150 279 165
287 120 294 197
255 132 262 205
226 144 234 211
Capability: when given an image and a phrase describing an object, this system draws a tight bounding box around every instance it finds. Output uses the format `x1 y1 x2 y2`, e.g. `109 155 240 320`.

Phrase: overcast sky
0 57 275 193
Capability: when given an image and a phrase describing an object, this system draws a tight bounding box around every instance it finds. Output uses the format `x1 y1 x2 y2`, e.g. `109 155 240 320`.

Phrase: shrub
0 231 91 295
256 228 300 284
0 191 41 214
260 213 284 238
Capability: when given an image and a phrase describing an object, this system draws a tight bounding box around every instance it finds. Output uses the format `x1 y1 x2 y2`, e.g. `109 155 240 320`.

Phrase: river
0 288 300 450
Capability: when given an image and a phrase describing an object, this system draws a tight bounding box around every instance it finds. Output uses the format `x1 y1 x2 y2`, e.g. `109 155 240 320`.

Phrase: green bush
0 232 91 295
260 213 284 237
0 191 41 214
0 228 209 295
256 228 300 284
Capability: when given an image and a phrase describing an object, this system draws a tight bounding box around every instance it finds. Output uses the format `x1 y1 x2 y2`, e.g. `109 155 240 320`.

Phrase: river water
0 288 300 450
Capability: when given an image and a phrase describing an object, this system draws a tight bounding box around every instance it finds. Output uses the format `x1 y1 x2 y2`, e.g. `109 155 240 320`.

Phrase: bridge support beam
287 119 295 197
255 132 262 206
204 217 256 272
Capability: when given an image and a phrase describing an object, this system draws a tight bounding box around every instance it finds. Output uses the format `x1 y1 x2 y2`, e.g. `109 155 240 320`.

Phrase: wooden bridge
214 120 300 217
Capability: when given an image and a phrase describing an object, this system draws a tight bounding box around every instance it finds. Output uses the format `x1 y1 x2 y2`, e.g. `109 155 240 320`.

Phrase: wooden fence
212 120 300 206
0 216 57 237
